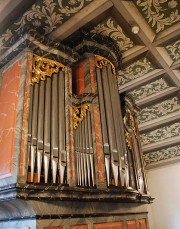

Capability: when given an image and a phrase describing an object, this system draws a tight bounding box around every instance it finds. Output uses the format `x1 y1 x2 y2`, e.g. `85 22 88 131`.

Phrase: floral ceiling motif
118 57 154 86
135 0 180 33
166 40 180 61
138 96 180 123
143 145 180 165
129 78 169 101
0 0 93 47
141 122 180 145
91 17 134 52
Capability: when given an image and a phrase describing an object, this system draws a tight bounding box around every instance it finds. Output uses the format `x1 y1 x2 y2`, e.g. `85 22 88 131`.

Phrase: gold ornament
94 54 116 75
32 55 65 84
73 104 91 129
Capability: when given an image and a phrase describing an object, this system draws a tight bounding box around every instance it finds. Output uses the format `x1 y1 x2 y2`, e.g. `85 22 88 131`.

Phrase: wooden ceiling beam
49 0 113 41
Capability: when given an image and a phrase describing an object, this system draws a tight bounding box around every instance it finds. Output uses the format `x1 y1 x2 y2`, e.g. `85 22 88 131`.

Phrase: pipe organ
26 52 148 194
27 55 67 184
0 30 153 229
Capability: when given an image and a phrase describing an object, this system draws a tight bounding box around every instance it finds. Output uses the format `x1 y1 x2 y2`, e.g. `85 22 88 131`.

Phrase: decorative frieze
143 145 180 165
138 97 180 124
129 78 169 101
141 122 180 145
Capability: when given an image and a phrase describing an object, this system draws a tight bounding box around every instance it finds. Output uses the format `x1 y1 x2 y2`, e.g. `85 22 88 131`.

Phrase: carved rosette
32 55 65 84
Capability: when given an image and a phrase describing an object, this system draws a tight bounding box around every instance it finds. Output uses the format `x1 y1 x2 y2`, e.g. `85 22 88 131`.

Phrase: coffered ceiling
0 0 180 169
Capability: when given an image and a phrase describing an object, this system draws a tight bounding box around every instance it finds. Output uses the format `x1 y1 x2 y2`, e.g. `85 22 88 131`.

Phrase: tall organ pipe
100 66 119 186
96 68 110 186
44 77 51 183
37 80 45 182
58 71 66 184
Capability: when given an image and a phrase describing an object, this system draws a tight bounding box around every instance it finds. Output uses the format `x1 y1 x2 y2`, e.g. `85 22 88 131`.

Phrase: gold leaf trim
32 55 65 84
127 108 139 139
73 104 91 129
94 54 116 75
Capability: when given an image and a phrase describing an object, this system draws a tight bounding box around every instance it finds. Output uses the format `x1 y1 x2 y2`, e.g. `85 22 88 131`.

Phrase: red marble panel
19 55 31 176
126 220 136 229
89 57 95 94
94 221 123 229
139 219 147 229
73 62 85 95
70 225 88 229
0 59 22 179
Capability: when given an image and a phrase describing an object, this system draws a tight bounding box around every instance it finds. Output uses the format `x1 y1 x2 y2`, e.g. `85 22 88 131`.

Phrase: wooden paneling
70 225 88 229
94 221 123 229
139 219 147 229
126 220 136 229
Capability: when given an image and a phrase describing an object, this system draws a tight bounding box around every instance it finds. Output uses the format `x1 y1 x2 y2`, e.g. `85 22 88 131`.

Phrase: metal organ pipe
27 55 66 184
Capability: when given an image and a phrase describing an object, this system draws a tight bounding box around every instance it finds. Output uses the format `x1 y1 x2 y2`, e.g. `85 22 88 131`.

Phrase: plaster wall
147 161 180 229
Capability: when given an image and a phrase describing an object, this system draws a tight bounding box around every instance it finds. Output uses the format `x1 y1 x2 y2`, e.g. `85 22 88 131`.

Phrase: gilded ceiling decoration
166 39 180 61
138 96 180 123
143 145 180 166
135 0 180 33
118 57 154 85
0 0 93 47
129 78 170 101
141 122 180 145
91 17 134 52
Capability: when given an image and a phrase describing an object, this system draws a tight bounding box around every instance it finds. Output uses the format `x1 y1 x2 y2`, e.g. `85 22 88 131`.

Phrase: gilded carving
125 131 132 150
94 55 116 75
127 109 138 139
32 55 65 84
73 104 91 129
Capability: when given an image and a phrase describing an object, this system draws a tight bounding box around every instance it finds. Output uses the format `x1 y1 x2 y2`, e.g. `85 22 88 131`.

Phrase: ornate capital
32 55 65 84
94 55 116 75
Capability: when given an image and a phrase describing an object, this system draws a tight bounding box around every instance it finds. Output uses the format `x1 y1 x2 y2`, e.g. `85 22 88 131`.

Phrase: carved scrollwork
125 131 132 150
94 54 116 75
127 108 138 139
32 55 65 84
73 103 91 129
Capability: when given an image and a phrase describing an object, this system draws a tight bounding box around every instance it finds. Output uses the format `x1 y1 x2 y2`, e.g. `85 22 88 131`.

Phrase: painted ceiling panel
91 17 134 52
118 57 155 85
129 78 170 101
143 145 180 166
0 0 93 47
166 39 180 62
141 122 180 145
134 0 180 33
138 96 180 123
